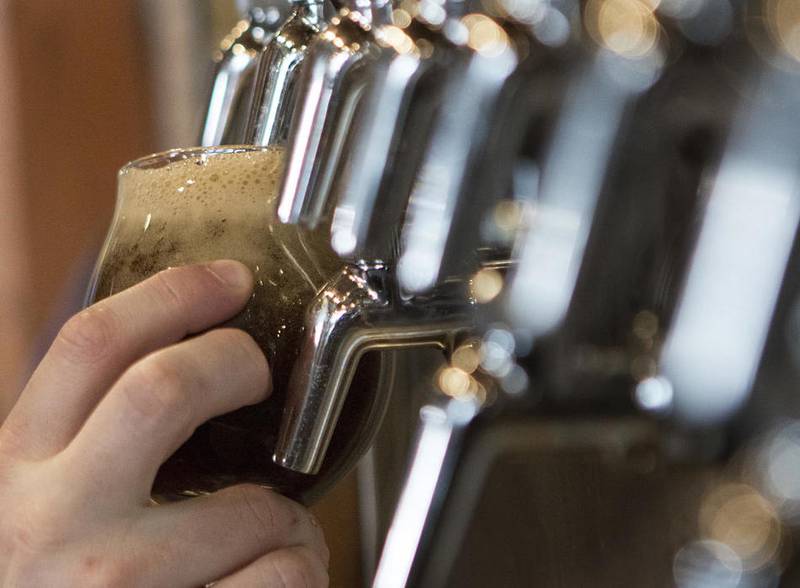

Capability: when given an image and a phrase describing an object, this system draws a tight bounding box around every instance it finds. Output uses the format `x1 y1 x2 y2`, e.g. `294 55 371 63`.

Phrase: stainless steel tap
272 1 479 475
275 264 476 474
395 14 524 293
276 0 393 227
329 0 470 261
200 4 284 146
245 0 331 146
659 62 800 430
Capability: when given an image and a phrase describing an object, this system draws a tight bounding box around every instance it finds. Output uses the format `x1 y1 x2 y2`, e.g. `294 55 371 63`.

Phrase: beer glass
87 146 386 504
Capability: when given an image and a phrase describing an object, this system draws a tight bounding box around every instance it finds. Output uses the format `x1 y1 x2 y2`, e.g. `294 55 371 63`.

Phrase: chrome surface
200 7 282 146
660 66 800 427
396 14 522 292
330 2 468 260
245 0 329 147
169 0 800 583
275 262 475 474
277 1 392 227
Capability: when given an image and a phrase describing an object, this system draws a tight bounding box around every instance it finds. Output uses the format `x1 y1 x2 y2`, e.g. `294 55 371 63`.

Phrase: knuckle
55 306 118 364
150 269 188 312
74 555 136 588
120 357 192 424
232 485 302 544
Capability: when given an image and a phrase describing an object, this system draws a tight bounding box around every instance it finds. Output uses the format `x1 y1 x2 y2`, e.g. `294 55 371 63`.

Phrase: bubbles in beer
90 147 375 504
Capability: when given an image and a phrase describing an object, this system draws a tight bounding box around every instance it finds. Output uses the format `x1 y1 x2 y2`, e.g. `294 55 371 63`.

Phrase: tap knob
200 6 283 147
277 3 389 227
245 0 330 147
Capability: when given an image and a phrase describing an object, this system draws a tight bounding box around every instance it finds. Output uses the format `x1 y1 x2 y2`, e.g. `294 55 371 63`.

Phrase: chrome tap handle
331 15 463 260
274 263 475 474
200 7 281 146
659 66 800 428
505 50 662 338
245 0 330 147
277 5 387 227
397 15 520 293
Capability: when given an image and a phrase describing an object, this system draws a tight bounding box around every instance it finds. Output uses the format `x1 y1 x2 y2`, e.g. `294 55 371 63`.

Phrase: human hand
0 261 329 587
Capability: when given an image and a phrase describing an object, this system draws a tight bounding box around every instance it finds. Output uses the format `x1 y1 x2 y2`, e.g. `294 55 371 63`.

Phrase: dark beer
88 146 384 504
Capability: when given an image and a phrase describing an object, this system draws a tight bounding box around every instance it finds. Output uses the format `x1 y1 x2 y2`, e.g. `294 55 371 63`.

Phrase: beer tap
395 13 527 294
273 0 480 475
375 2 682 585
658 21 800 432
200 3 284 146
276 0 393 227
329 0 469 261
245 0 331 147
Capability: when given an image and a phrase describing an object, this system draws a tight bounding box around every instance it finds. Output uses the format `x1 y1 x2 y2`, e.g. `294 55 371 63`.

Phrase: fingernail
207 260 251 289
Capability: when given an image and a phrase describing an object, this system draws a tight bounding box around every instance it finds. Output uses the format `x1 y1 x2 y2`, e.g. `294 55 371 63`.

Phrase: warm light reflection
699 483 783 571
585 0 661 58
437 366 488 403
766 0 800 62
471 268 504 304
632 309 659 340
452 340 482 373
462 14 511 57
381 25 416 55
493 199 526 234
393 7 413 28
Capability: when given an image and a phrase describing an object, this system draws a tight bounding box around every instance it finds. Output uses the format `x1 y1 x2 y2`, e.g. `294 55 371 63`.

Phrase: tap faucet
330 0 468 261
273 1 479 475
276 265 476 474
395 13 524 294
659 63 800 429
245 0 331 147
200 4 284 146
276 0 393 227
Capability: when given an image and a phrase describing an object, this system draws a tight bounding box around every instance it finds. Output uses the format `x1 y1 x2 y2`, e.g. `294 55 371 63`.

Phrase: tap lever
330 7 466 261
245 0 330 147
660 67 800 427
200 6 283 147
397 15 520 294
506 50 662 338
277 5 388 227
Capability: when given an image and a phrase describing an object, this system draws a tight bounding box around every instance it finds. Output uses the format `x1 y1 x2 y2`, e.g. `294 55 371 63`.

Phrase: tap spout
275 262 474 474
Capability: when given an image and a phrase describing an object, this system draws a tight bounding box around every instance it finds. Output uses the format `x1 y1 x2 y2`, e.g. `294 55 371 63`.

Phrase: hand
0 261 329 587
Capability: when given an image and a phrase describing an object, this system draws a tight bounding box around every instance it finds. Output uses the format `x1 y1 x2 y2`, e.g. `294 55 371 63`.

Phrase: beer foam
117 146 283 231
98 146 340 295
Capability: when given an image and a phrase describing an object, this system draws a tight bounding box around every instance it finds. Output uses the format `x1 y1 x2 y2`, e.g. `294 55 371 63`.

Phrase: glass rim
119 145 275 174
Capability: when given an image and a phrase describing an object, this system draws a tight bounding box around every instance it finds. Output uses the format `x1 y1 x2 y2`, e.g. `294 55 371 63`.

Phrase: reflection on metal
275 263 475 474
372 397 481 588
330 1 469 261
375 416 662 587
245 0 329 147
507 48 661 337
200 7 281 146
660 69 800 427
277 1 392 227
397 14 520 292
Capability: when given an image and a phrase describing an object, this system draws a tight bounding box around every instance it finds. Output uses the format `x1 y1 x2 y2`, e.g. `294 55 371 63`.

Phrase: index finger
2 261 253 460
